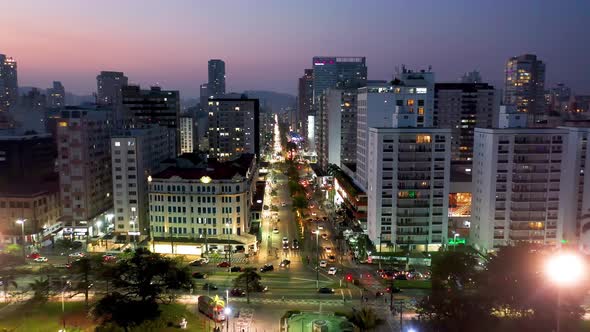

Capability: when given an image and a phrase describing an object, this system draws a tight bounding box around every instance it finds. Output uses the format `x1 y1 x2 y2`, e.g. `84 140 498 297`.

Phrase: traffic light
346 274 353 282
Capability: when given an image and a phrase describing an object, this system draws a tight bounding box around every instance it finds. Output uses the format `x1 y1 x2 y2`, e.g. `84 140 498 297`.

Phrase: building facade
0 54 18 113
207 97 260 161
435 83 497 162
208 59 226 98
111 126 176 237
316 89 357 172
179 115 195 154
148 154 258 255
504 54 546 124
312 57 367 100
57 108 113 236
96 71 128 106
366 128 451 251
47 81 65 108
297 69 313 136
470 127 566 252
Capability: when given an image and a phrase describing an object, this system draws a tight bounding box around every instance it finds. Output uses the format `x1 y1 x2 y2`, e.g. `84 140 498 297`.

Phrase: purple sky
1 0 589 98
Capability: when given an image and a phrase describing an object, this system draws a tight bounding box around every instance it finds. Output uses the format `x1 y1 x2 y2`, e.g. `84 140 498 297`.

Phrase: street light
545 252 586 332
226 222 232 273
15 219 26 260
314 229 320 288
223 307 231 332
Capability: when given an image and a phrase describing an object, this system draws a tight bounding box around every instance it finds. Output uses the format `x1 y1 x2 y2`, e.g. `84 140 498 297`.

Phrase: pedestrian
282 296 285 302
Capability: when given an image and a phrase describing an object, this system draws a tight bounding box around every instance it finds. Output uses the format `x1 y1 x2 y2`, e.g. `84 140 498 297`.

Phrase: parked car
272 228 279 234
324 247 332 253
328 267 337 275
202 283 218 290
102 254 117 263
69 252 85 258
260 264 274 272
386 286 402 293
217 261 231 268
230 288 246 297
189 259 204 267
280 259 291 267
230 266 242 273
319 260 327 268
327 255 336 262
26 252 41 259
192 272 208 279
34 257 48 263
281 202 287 207
318 287 334 294
395 273 408 281
321 234 328 240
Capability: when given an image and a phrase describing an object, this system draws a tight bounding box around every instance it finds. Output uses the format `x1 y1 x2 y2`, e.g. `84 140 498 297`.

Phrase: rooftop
153 153 255 181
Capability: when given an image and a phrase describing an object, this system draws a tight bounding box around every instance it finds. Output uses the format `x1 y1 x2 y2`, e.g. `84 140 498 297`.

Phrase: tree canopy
233 267 263 304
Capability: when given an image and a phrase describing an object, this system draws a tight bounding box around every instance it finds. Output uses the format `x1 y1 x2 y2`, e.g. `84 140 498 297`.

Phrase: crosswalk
234 308 254 332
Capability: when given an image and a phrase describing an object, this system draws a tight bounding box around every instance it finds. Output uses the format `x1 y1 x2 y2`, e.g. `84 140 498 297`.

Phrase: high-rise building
316 89 357 172
0 54 18 112
312 57 367 100
366 128 451 251
356 70 435 190
504 54 546 124
470 124 567 252
297 69 313 136
179 115 195 154
148 153 258 255
0 132 56 189
207 97 260 161
435 83 497 162
96 71 128 106
18 88 47 112
208 59 226 98
121 85 180 154
57 107 113 236
47 81 65 108
199 83 209 111
460 70 482 84
111 126 175 237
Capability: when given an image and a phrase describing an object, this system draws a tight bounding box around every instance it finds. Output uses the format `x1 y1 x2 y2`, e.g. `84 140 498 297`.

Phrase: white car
282 237 289 244
328 267 337 275
273 228 279 234
34 257 48 262
69 252 85 258
281 202 287 207
319 260 327 268
324 247 332 253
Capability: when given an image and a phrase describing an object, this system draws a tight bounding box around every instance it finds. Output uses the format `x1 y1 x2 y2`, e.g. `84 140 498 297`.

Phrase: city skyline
1 0 589 97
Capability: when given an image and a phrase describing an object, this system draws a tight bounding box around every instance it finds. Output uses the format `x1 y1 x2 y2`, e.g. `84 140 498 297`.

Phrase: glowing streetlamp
15 219 26 259
545 252 586 332
223 307 231 332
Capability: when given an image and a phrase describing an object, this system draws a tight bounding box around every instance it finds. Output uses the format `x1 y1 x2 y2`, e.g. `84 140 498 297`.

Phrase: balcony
397 222 430 227
397 213 431 217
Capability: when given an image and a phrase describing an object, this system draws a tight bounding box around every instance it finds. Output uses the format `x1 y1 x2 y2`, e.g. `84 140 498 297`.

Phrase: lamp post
15 219 26 260
545 252 585 332
224 307 231 332
226 221 231 273
315 229 320 288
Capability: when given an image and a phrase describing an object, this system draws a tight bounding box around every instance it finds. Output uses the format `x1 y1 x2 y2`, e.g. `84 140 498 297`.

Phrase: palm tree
347 307 381 331
233 268 262 304
0 272 17 303
29 278 50 303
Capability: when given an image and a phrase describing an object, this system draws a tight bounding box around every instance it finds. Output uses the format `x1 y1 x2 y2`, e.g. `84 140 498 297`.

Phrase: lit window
418 107 424 115
115 141 121 147
416 135 431 143
407 99 415 106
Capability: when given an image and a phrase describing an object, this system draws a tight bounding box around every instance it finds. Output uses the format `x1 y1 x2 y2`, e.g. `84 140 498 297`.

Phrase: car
202 283 218 290
319 260 327 268
272 228 279 234
192 272 207 279
102 254 117 263
386 286 402 293
217 261 231 268
230 266 242 272
282 243 289 250
260 264 274 272
321 233 328 240
230 288 246 297
280 259 291 267
282 237 289 244
318 287 334 294
69 252 85 258
395 273 408 281
199 257 210 264
189 259 204 266
26 252 41 259
281 202 287 207
328 267 337 275
311 212 317 216
34 257 48 262
324 247 332 253
328 255 336 262
292 240 299 249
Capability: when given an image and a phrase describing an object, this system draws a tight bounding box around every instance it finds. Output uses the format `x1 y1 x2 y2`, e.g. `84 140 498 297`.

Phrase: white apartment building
148 154 257 255
367 128 451 251
179 116 194 154
111 126 175 236
471 127 567 252
356 70 435 190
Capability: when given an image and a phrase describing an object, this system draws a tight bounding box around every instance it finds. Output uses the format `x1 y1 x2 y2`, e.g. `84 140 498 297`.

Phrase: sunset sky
1 0 589 98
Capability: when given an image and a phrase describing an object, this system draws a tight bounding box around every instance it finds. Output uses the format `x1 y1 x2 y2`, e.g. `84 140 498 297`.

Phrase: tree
347 307 382 331
233 268 263 304
3 244 22 256
70 255 104 308
292 195 308 210
29 278 50 304
93 249 193 330
0 252 24 266
430 250 479 290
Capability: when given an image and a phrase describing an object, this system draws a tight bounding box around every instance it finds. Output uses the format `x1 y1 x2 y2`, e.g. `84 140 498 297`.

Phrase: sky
1 0 589 98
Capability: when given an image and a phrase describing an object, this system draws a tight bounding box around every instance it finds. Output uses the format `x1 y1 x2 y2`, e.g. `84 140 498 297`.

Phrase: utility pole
316 229 320 288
